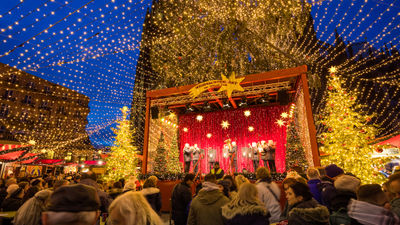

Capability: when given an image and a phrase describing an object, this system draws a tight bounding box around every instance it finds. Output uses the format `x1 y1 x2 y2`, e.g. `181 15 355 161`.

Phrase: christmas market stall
142 66 319 175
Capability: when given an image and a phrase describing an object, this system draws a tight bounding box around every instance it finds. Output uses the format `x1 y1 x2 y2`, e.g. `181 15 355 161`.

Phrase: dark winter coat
222 198 270 225
307 179 322 204
1 197 23 211
330 190 356 212
80 178 113 213
187 189 230 225
318 180 337 210
329 207 363 225
141 187 162 213
184 147 192 162
391 197 400 219
0 188 7 206
172 182 193 224
288 199 330 225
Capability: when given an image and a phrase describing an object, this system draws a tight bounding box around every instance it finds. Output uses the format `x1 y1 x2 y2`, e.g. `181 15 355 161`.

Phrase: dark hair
113 181 122 189
143 179 156 188
218 180 230 198
54 180 68 190
205 174 216 182
357 184 384 204
31 179 41 186
290 182 313 201
184 173 195 183
81 172 97 181
10 187 24 198
282 178 297 189
389 172 400 183
18 181 29 190
223 175 237 192
215 162 220 166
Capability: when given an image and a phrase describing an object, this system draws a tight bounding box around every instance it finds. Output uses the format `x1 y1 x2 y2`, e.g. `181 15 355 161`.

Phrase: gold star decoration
221 120 230 129
206 133 212 138
183 127 188 132
244 110 251 117
196 115 203 121
218 72 245 98
281 112 289 118
276 119 285 127
329 66 337 73
248 126 254 132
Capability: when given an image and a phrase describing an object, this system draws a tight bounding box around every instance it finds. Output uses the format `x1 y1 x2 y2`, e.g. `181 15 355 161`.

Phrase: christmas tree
285 108 308 171
153 132 167 173
167 133 182 173
105 107 139 182
319 67 386 183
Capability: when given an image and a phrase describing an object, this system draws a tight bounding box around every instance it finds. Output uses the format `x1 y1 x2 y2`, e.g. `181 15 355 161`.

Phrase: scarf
202 181 220 191
347 199 400 225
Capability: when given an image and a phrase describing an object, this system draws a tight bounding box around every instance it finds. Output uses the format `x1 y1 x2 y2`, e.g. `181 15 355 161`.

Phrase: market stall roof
377 134 400 147
18 153 40 164
0 144 33 162
34 159 64 165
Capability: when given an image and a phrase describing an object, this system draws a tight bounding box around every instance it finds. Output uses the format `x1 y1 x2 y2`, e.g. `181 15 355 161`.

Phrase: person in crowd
119 178 125 188
42 184 100 225
210 162 224 180
383 181 396 203
141 176 162 214
183 143 192 173
53 179 69 191
347 184 400 225
18 181 30 194
1 184 24 211
235 174 249 189
306 167 323 204
13 189 52 225
320 164 344 210
108 191 164 225
0 179 7 206
255 167 281 223
171 173 195 225
123 180 136 193
286 182 329 225
223 175 238 193
192 145 201 174
265 140 276 173
5 178 17 188
218 180 232 199
222 182 270 225
388 172 400 218
279 177 298 221
108 181 123 199
187 174 229 225
23 179 42 203
329 175 361 225
79 172 113 213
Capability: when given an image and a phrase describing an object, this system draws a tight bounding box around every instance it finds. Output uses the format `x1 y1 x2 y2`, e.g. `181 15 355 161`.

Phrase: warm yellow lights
196 115 203 121
276 119 285 127
248 126 254 132
329 66 337 73
206 133 212 138
281 112 289 118
183 127 188 132
221 120 230 129
244 110 251 117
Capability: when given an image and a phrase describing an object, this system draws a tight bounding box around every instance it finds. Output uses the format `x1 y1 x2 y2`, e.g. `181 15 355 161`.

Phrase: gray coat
250 147 260 161
183 147 192 162
265 146 275 160
193 147 201 160
208 149 216 163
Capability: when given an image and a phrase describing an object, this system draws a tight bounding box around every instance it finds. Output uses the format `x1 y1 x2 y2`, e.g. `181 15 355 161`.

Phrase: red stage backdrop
179 105 288 173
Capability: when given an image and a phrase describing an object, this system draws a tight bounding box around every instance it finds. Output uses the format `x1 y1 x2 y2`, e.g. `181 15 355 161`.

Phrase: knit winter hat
6 184 19 195
325 164 344 178
334 175 361 192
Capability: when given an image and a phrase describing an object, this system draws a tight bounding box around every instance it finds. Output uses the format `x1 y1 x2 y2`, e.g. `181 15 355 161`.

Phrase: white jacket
256 181 281 223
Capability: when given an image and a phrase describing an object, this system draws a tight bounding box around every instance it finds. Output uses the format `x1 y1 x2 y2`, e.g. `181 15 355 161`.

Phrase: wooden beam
229 97 237 108
208 88 223 107
142 97 151 173
147 65 307 98
301 73 320 167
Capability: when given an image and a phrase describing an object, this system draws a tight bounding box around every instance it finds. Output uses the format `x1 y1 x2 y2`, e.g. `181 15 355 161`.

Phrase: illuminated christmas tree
167 133 182 173
286 108 308 171
105 107 139 181
153 132 167 173
319 67 386 183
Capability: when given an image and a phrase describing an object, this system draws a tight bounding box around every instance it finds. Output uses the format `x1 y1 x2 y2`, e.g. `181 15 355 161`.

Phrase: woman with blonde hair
108 192 164 225
235 175 249 188
222 183 270 225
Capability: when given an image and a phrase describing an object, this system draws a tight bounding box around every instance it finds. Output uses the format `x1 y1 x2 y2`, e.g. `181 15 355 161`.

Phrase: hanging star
206 133 212 138
281 112 289 118
276 119 285 127
196 115 203 121
221 120 230 129
218 72 245 98
329 66 337 73
248 126 254 132
244 110 251 117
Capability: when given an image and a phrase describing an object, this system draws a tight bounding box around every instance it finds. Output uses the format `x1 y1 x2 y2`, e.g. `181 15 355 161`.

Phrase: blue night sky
0 0 398 147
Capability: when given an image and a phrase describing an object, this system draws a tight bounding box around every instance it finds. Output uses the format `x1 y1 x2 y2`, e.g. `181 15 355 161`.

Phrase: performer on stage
261 140 269 168
210 162 224 180
183 143 192 173
207 147 217 171
266 140 277 172
249 142 259 171
192 144 201 174
229 141 238 173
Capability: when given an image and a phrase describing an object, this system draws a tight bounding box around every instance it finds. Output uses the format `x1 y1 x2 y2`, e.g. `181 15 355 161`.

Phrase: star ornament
281 112 289 118
276 119 285 127
221 120 230 129
329 66 337 73
218 72 245 98
244 110 251 117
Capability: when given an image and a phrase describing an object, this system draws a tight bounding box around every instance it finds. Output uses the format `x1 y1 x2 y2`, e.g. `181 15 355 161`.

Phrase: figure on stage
183 143 192 173
261 140 269 169
207 148 217 171
266 140 277 172
210 162 224 180
192 144 201 174
249 142 259 171
229 141 238 173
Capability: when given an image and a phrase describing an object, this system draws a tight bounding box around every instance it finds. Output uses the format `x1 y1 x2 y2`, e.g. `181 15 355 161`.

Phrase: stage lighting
186 104 195 113
238 97 248 107
222 100 231 109
203 101 212 112
259 94 270 105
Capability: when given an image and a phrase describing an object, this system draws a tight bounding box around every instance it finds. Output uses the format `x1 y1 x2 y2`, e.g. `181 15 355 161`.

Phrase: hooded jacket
307 179 322 204
171 182 192 223
347 199 400 225
288 199 330 225
187 189 229 225
141 187 162 213
222 198 269 225
256 180 281 223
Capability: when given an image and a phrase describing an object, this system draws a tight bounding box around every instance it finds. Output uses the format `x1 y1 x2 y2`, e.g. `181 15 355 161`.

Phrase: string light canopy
0 0 398 156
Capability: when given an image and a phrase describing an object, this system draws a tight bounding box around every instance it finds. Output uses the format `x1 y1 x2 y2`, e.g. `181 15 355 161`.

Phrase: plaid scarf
347 199 400 225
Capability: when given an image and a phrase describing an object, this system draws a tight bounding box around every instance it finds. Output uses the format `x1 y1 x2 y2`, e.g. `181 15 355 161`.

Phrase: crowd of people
0 164 400 225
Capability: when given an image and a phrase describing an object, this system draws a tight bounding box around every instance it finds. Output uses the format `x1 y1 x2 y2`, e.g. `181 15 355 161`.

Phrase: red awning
18 153 39 164
0 151 25 160
84 160 105 166
377 134 400 147
34 159 64 165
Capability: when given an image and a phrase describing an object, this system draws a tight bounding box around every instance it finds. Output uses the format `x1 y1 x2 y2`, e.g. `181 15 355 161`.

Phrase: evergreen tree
319 67 387 183
153 132 167 173
286 109 308 171
105 107 139 181
167 133 182 173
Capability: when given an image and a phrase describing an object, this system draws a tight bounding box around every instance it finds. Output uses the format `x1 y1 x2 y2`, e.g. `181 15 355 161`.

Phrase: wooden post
142 97 151 173
301 73 320 166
